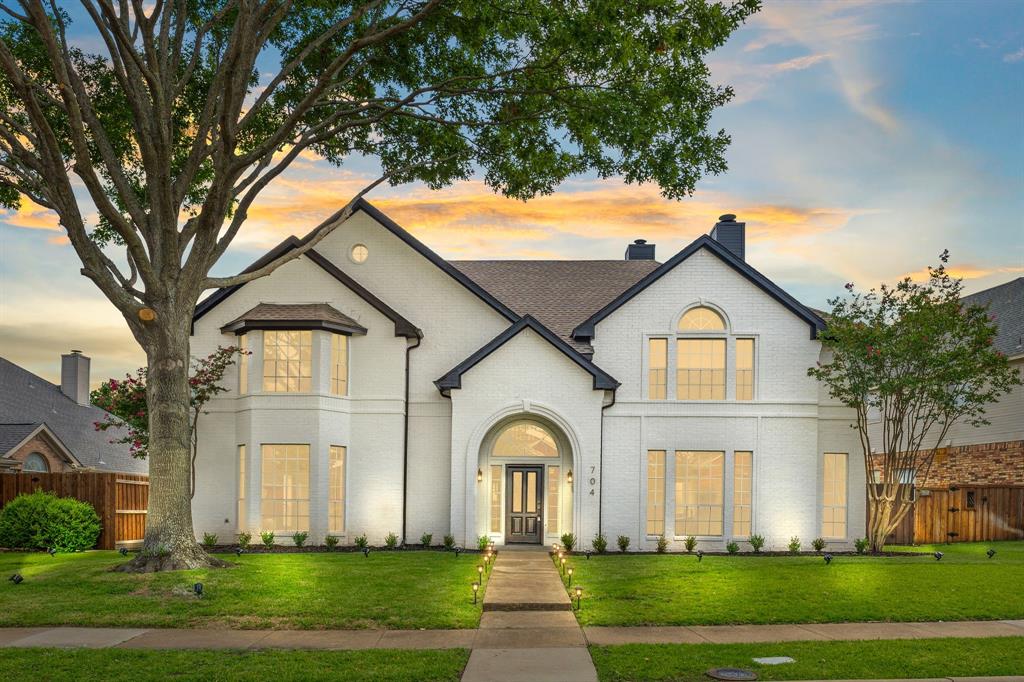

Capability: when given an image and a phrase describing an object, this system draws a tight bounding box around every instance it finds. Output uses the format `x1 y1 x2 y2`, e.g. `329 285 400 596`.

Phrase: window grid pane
822 453 848 538
493 422 558 457
237 445 246 532
736 338 754 401
238 334 248 394
648 338 667 400
676 339 726 400
329 446 345 534
490 465 502 533
547 466 560 535
262 330 313 392
330 334 348 396
675 451 724 536
260 444 310 532
678 307 726 330
732 451 752 537
646 450 665 535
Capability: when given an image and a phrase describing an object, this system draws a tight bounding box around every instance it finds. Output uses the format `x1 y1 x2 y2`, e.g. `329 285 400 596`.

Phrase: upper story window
330 334 348 396
678 306 725 331
677 338 726 400
263 330 312 392
736 338 754 400
493 421 558 458
648 338 667 400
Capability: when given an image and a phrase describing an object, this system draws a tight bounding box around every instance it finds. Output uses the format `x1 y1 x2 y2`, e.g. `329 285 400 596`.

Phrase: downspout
401 335 422 544
598 388 616 538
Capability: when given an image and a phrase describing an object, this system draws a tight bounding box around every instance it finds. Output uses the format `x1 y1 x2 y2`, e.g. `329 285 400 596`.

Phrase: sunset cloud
1 199 62 231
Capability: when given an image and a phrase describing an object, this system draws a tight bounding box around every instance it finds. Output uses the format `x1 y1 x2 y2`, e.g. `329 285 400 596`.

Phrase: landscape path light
472 581 480 604
574 585 583 610
560 556 567 574
567 566 574 587
477 564 485 581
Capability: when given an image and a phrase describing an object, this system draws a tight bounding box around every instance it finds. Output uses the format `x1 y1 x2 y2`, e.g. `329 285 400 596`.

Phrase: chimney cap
633 239 647 245
718 213 737 222
70 349 82 354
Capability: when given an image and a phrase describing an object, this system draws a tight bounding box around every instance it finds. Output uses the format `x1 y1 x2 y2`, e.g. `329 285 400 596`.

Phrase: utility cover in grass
752 656 795 665
706 668 757 681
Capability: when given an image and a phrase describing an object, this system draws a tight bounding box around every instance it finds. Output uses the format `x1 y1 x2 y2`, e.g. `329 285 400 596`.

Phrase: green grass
0 550 487 629
568 541 1024 626
590 637 1024 681
0 647 469 681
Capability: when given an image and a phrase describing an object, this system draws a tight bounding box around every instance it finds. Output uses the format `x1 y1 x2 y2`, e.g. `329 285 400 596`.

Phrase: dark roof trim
572 235 826 341
435 315 620 394
193 238 421 338
221 318 367 336
346 199 519 323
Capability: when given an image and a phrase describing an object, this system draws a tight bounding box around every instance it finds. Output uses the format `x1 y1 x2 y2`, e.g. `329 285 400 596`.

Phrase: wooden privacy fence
0 472 148 549
881 485 1024 545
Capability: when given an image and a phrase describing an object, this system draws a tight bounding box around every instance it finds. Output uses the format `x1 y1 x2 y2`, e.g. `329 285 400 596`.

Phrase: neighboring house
868 277 1024 487
0 353 146 475
190 200 862 550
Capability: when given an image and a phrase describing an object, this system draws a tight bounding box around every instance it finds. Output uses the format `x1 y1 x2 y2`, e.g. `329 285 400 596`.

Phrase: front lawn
0 550 486 629
566 541 1024 626
0 648 469 681
590 637 1024 681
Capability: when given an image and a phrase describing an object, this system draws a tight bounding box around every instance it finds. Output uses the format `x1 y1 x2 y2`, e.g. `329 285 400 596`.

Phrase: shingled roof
962 277 1024 358
449 260 661 354
222 303 367 335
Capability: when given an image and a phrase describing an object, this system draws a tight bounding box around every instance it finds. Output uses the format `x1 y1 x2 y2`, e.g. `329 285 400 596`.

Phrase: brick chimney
625 239 656 260
710 214 745 261
61 350 90 406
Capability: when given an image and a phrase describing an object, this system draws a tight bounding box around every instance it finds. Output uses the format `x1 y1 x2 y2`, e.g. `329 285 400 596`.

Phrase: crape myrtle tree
0 0 759 570
809 252 1020 552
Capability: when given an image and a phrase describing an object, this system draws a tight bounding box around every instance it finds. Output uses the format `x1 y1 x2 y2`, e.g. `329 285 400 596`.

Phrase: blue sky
1 0 1022 384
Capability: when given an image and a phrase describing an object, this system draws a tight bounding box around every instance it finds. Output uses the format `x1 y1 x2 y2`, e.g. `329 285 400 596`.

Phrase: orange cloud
902 264 1024 282
0 199 61 231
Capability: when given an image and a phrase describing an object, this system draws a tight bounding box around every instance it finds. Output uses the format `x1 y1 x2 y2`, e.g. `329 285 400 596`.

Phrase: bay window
263 330 312 392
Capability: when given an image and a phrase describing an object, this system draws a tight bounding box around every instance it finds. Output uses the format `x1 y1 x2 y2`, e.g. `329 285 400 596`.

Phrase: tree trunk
869 495 893 553
115 315 227 572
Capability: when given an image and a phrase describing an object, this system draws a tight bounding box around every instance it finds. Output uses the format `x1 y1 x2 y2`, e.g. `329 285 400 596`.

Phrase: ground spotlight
454 546 463 557
934 551 943 561
987 549 996 559
47 547 57 556
193 582 203 598
119 547 129 557
585 550 592 560
697 550 704 562
235 548 243 557
362 547 370 558
9 574 23 585
823 553 833 565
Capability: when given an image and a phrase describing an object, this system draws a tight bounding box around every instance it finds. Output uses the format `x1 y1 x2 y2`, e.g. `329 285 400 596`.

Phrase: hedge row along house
190 200 863 551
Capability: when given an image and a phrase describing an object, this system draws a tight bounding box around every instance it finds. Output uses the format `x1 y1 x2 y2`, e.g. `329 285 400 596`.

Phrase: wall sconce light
566 470 573 484
477 468 483 482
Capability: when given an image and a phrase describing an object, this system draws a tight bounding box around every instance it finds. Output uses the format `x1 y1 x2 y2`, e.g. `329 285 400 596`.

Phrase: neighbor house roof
221 303 367 336
0 422 80 466
0 357 146 474
962 277 1024 358
435 315 620 393
449 260 660 354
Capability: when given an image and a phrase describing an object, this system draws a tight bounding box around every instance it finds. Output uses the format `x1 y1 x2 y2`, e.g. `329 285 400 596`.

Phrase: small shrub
656 535 669 553
477 535 490 551
292 531 308 548
324 535 339 549
726 541 740 554
354 534 369 550
617 535 630 553
202 532 218 549
260 530 275 549
812 537 826 553
0 491 101 552
237 532 251 550
592 533 608 554
855 537 869 554
683 535 697 553
385 532 399 549
748 534 765 553
443 534 455 550
420 532 433 547
560 532 577 552
788 536 801 554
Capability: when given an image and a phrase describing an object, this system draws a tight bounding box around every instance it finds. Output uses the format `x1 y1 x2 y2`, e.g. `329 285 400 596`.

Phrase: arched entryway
478 415 574 545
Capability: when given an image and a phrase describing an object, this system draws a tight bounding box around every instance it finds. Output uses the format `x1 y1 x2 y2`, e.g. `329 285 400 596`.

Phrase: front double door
506 465 543 544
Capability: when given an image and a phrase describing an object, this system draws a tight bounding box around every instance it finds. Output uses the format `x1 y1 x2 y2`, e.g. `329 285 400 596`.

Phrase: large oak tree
0 0 758 569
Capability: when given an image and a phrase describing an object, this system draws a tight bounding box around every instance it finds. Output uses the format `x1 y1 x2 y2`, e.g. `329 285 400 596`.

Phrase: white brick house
190 200 863 551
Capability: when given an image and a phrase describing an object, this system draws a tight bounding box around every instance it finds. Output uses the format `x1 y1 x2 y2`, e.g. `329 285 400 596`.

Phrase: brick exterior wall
871 440 1024 488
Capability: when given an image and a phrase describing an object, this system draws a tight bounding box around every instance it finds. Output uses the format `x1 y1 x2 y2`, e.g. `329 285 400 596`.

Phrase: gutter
401 335 422 544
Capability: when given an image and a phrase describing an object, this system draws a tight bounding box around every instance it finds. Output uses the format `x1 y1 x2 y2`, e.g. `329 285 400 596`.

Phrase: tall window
238 334 248 394
263 330 312 392
677 339 726 399
330 334 348 396
546 465 560 535
493 421 558 457
732 451 752 537
822 453 848 538
736 339 754 400
646 450 665 535
678 306 725 330
489 465 502 533
260 444 310 532
237 445 246 531
648 338 667 400
675 450 724 536
329 446 346 534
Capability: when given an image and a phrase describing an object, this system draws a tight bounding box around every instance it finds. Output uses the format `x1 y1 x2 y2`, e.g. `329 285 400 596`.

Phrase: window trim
822 452 849 539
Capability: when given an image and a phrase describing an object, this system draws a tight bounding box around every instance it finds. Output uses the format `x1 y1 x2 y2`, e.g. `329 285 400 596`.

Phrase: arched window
492 421 558 458
678 306 725 331
23 452 49 472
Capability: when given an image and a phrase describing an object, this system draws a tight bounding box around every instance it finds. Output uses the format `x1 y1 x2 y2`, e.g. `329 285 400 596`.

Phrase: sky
1 0 1022 386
